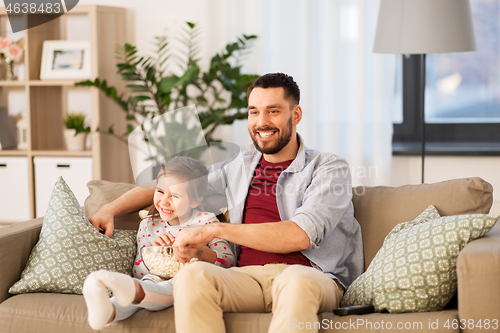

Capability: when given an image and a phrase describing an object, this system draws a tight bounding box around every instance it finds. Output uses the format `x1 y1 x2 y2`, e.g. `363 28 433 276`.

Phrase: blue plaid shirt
207 134 364 289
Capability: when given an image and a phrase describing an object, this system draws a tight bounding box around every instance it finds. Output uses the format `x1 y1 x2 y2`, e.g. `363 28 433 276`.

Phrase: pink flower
7 44 22 61
0 38 11 52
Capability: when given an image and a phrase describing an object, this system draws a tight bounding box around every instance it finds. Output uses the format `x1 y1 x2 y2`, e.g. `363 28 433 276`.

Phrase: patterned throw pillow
341 205 499 313
9 177 137 295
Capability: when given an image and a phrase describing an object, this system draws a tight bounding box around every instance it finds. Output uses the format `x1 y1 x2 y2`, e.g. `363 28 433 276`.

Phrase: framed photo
40 41 91 80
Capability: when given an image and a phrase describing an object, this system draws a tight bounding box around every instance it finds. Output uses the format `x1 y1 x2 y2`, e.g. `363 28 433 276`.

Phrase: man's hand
172 246 200 264
87 204 115 238
173 225 216 255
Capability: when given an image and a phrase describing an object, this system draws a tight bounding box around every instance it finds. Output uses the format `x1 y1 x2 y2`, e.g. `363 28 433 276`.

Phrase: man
89 73 363 333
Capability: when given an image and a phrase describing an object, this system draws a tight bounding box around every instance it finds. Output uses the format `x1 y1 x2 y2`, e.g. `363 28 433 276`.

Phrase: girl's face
154 175 201 225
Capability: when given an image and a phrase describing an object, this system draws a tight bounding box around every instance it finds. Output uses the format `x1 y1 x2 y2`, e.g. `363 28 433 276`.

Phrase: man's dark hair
247 72 300 106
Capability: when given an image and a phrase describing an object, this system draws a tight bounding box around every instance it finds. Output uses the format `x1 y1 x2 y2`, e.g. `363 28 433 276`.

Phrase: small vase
0 57 18 81
64 129 88 151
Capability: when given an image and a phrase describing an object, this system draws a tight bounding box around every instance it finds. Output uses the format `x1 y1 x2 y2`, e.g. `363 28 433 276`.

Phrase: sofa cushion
84 179 147 230
341 205 499 313
0 293 176 333
9 177 137 295
352 177 493 269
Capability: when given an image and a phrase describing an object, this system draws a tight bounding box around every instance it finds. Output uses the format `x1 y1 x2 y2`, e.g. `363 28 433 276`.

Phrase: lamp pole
420 54 426 184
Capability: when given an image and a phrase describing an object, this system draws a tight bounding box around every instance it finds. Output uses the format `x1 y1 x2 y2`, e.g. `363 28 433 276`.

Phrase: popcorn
142 247 198 279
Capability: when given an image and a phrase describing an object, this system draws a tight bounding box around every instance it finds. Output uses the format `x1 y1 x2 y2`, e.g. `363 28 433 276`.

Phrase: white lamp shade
374 0 477 54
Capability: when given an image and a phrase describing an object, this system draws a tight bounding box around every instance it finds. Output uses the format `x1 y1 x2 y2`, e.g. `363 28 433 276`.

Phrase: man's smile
257 130 277 139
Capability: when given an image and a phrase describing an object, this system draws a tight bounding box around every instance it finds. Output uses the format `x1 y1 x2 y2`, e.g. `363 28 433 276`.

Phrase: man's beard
249 116 293 155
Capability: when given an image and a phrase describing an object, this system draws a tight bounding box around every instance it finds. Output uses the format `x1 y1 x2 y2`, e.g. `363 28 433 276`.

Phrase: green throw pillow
9 177 137 295
341 205 499 313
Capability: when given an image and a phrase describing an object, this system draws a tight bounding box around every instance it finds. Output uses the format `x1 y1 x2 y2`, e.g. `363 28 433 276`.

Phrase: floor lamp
373 0 477 183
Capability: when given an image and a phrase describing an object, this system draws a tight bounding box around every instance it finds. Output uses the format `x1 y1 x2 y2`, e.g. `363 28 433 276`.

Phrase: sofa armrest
457 220 500 332
0 218 43 303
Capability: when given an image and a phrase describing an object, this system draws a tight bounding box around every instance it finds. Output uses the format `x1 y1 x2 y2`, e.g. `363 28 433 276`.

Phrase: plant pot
64 129 88 151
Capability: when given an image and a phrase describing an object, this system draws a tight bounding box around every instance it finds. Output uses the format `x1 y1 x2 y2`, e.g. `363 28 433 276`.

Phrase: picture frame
40 41 91 80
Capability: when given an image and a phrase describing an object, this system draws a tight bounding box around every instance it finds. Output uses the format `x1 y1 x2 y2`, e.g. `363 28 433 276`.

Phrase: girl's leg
83 270 174 330
83 270 144 330
109 298 141 324
83 272 115 330
137 279 174 311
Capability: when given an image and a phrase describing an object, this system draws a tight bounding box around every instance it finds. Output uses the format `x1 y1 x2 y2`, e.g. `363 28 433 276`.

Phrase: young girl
83 156 235 330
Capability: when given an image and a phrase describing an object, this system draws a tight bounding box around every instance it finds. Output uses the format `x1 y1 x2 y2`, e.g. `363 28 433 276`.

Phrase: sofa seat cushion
0 293 176 333
0 294 458 333
0 294 277 333
320 309 459 333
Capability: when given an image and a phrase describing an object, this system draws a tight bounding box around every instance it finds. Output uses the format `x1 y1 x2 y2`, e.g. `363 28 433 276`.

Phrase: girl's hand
152 233 175 246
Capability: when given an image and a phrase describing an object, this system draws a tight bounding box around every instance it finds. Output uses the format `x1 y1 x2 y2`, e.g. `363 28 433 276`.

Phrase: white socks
83 270 137 330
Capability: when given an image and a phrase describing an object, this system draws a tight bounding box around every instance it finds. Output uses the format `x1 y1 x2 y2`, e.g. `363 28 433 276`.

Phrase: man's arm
173 220 310 254
88 186 155 237
175 154 353 254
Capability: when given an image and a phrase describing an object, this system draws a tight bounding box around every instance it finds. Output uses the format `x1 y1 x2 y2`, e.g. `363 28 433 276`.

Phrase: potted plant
62 112 90 151
75 22 259 164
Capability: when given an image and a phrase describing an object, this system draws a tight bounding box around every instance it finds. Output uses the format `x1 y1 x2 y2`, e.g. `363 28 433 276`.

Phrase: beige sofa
1 177 499 333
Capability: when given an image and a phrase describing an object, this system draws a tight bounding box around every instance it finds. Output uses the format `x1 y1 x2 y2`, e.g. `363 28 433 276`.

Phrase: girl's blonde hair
149 156 209 218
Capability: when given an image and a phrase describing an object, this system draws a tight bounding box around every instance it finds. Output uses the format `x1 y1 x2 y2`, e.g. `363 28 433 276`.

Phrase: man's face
247 87 295 155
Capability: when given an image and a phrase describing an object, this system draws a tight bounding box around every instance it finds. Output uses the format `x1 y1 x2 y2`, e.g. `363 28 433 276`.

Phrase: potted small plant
62 112 90 151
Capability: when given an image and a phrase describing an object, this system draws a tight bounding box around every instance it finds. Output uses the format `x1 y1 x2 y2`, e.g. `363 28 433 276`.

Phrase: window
393 0 500 155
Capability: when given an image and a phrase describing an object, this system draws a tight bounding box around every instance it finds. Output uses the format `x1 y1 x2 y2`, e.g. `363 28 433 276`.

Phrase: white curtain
216 0 396 186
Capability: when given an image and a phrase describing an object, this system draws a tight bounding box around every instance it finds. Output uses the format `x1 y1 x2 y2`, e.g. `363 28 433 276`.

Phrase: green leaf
126 84 149 93
158 76 180 93
131 95 152 102
243 34 258 40
126 124 135 135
